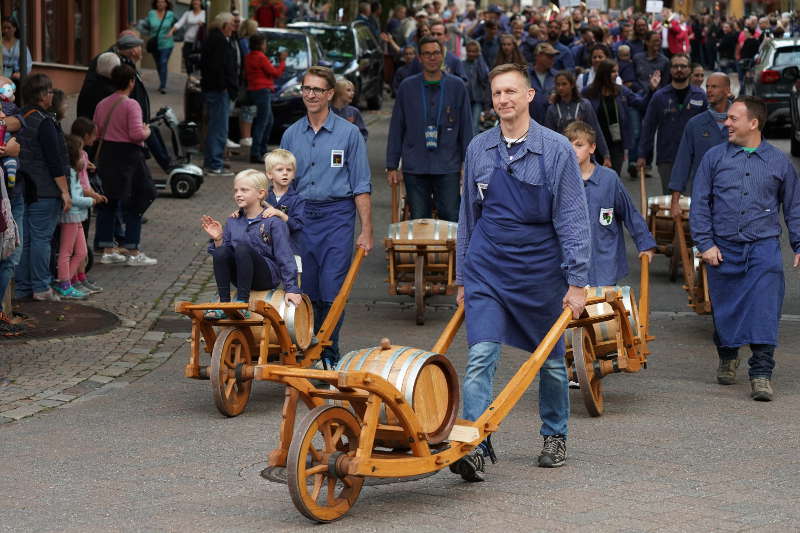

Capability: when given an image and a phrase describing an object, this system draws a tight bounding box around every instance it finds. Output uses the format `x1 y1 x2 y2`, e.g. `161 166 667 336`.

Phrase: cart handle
315 247 366 345
639 254 650 340
391 180 399 224
472 307 573 437
431 304 464 354
639 166 647 215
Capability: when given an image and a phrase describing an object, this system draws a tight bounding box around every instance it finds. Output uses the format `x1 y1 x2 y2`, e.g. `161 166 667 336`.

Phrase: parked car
288 20 384 110
752 37 800 126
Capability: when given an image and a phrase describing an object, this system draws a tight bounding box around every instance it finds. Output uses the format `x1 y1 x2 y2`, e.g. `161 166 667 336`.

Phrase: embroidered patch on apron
600 207 613 226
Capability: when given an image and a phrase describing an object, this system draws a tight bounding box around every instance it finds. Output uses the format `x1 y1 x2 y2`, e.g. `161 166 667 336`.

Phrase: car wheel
170 174 198 199
792 131 800 157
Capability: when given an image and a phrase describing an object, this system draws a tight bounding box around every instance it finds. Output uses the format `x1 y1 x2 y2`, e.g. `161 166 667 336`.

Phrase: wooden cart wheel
210 327 253 417
287 405 365 523
415 254 425 325
572 327 604 417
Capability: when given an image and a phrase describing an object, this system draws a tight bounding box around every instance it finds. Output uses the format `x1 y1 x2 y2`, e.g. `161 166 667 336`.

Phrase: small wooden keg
387 218 458 266
245 289 314 350
335 344 459 444
566 286 639 349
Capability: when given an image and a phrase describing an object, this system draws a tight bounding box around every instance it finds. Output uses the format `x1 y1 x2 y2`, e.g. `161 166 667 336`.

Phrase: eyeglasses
671 64 690 69
420 51 443 58
300 85 331 96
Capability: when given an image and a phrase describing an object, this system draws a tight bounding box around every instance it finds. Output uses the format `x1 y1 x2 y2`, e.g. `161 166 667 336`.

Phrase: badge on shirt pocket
259 222 271 244
331 149 344 168
599 207 614 226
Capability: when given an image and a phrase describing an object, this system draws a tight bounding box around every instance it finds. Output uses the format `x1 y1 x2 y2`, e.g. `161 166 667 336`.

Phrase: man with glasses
407 21 467 83
280 66 372 367
386 36 472 222
637 53 707 194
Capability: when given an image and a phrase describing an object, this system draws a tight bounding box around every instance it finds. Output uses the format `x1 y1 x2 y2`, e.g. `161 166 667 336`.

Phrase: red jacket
255 4 283 28
667 19 689 55
245 50 286 91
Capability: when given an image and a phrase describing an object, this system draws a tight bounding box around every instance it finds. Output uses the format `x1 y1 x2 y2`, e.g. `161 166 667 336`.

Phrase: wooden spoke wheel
287 405 364 523
572 327 604 417
415 254 425 325
210 327 253 417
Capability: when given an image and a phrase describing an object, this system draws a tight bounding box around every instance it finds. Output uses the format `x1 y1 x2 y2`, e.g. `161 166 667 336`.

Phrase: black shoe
449 449 486 482
538 435 566 468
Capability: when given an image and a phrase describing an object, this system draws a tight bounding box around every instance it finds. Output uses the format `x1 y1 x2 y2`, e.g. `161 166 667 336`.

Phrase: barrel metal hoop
433 219 440 240
378 348 425 424
352 346 380 372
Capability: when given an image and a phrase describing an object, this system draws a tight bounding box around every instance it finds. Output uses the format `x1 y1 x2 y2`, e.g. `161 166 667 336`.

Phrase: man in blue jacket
637 53 708 194
668 72 731 216
386 36 473 222
407 21 468 83
528 42 558 124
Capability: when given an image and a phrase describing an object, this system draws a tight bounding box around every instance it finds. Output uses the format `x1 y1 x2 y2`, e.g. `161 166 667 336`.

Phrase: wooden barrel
244 289 314 350
387 218 457 265
566 286 639 350
647 194 691 217
334 345 459 444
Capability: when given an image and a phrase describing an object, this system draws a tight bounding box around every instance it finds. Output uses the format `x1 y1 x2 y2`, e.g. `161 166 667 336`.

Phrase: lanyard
421 78 446 128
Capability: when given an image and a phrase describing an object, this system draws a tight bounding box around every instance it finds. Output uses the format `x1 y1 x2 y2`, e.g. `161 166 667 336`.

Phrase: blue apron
300 198 356 302
462 145 567 356
708 237 784 347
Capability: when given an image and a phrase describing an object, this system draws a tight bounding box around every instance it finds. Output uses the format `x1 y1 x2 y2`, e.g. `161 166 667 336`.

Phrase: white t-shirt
175 10 206 43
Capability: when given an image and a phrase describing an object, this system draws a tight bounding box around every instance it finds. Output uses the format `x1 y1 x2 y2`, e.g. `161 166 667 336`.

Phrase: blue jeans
147 127 172 172
462 341 570 436
153 47 172 90
403 172 461 222
248 89 274 159
95 199 143 250
15 197 61 296
203 90 230 170
627 105 642 165
0 189 24 301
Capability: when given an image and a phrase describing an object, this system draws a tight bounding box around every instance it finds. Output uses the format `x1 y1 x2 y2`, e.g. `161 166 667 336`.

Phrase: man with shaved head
668 72 731 216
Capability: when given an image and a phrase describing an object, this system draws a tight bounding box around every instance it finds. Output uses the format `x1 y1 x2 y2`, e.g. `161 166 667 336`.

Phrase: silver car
752 38 800 125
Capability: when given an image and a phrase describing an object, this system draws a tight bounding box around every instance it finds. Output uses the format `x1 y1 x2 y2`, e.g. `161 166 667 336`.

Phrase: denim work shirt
456 120 592 287
668 110 727 194
583 165 657 286
639 84 708 165
690 141 800 253
528 67 557 124
386 73 474 175
208 213 300 294
280 111 371 202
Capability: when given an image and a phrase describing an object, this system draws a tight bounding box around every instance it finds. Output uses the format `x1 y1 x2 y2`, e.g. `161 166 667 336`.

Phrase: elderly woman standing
14 74 71 301
93 65 157 267
145 0 176 94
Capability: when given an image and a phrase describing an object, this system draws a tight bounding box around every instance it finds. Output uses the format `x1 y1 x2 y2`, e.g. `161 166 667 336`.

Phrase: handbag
146 13 168 55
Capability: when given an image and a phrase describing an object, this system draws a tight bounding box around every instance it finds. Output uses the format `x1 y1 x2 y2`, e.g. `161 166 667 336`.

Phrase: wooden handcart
674 218 712 314
242 291 630 522
173 248 365 417
385 182 457 325
565 255 655 416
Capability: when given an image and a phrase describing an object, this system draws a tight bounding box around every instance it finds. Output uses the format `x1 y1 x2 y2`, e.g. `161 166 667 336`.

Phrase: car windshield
305 27 355 59
773 46 800 67
261 32 309 72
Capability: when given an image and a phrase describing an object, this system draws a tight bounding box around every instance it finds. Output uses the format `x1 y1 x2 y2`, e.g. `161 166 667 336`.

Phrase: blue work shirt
456 119 591 287
478 35 500 67
583 165 657 286
280 110 371 202
268 187 305 256
552 41 575 71
332 104 368 141
668 110 727 194
408 52 468 83
638 84 708 165
583 86 651 152
462 56 490 106
690 140 800 254
208 213 300 294
632 51 671 90
386 73 473 175
528 67 557 124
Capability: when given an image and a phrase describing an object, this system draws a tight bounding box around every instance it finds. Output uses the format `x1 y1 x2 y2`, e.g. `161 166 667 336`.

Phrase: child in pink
54 135 96 300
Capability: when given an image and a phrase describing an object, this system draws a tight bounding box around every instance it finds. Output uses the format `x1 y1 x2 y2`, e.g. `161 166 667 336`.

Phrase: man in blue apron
451 64 592 481
690 96 800 401
280 66 372 366
668 72 731 217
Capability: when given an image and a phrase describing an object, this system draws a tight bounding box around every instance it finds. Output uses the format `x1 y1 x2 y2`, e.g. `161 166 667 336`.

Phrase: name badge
599 207 614 226
331 149 344 168
689 99 704 107
425 124 439 150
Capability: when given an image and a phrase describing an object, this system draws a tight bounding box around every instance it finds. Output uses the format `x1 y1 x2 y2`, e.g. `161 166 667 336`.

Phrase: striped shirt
456 119 592 286
690 140 800 253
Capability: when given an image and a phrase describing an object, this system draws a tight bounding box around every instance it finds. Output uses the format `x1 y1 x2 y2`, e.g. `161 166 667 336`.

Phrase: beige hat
534 42 560 56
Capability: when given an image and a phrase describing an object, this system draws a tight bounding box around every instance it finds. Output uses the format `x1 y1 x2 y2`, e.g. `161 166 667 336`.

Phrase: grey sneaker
126 252 158 266
750 377 773 401
33 288 61 302
717 358 740 385
538 435 566 468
